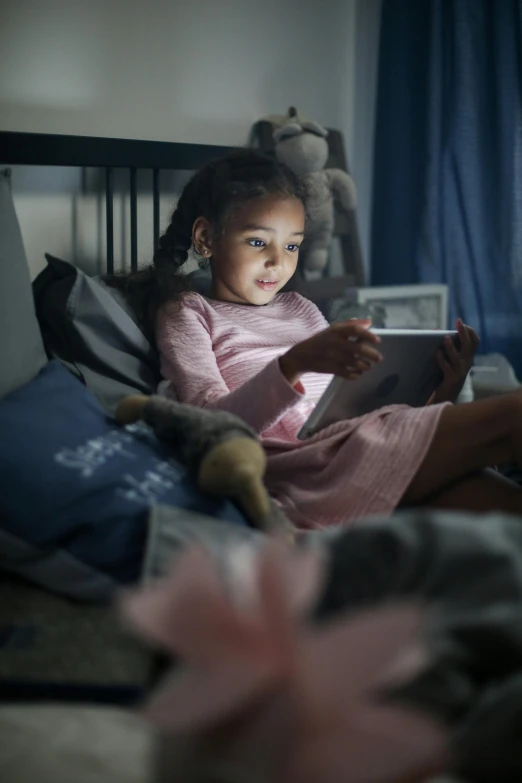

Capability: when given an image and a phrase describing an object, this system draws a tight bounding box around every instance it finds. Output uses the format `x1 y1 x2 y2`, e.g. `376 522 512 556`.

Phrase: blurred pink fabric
121 541 447 783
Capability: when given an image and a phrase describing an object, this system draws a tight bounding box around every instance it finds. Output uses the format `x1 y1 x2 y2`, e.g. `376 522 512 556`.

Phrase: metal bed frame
0 130 234 275
1 130 362 297
0 130 239 705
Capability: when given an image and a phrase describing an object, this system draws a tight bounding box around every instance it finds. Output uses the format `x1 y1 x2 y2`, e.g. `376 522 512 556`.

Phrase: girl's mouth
255 280 278 291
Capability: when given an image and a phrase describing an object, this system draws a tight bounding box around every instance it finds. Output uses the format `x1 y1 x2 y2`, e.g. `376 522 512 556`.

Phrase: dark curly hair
107 149 307 340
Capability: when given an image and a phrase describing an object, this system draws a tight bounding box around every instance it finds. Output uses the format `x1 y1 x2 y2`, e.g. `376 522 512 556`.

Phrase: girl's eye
247 239 265 248
286 244 301 253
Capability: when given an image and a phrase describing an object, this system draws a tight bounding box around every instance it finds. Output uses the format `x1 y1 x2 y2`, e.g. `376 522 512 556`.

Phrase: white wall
0 0 380 277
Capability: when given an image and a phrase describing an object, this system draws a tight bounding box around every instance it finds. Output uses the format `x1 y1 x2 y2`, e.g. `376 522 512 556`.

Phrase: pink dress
156 292 446 530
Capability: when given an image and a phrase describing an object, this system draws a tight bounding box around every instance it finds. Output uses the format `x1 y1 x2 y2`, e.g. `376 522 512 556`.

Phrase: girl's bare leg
400 390 522 511
404 469 522 514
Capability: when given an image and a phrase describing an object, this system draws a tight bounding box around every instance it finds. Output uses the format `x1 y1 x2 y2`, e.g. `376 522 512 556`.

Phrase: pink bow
120 542 447 783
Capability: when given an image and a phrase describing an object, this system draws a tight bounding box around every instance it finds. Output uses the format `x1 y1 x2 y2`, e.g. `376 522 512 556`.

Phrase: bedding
0 166 252 603
316 510 522 783
0 360 248 600
89 502 522 782
3 137 522 779
0 573 153 703
33 254 161 415
32 255 218 414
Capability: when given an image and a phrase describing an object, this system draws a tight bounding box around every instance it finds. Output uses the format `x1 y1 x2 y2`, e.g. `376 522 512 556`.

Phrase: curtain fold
372 0 522 376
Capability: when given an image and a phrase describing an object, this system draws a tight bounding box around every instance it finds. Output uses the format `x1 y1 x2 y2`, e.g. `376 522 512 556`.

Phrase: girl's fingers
328 349 373 374
444 334 461 368
329 333 382 365
343 358 372 374
456 318 471 356
337 355 379 379
456 319 479 356
456 318 469 345
324 348 373 379
335 323 382 344
335 367 364 381
346 342 383 364
327 335 383 374
467 326 480 352
437 349 452 375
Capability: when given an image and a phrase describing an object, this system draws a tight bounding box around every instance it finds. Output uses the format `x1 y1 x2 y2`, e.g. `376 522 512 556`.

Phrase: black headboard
0 130 234 275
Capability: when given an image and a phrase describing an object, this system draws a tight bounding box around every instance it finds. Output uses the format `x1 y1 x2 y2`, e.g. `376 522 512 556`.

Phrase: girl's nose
265 249 283 267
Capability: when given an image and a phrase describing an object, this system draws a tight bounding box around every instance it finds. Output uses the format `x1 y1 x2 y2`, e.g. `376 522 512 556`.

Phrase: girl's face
195 195 305 306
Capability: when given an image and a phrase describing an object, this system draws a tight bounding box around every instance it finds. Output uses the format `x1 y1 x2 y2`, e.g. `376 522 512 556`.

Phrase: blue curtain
371 0 522 377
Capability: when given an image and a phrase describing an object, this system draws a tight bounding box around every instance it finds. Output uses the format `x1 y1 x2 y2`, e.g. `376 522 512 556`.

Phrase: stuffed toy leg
116 394 294 540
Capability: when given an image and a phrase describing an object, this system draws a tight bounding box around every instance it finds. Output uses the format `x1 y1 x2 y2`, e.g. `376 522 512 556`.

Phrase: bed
3 131 522 782
0 127 359 706
0 130 251 704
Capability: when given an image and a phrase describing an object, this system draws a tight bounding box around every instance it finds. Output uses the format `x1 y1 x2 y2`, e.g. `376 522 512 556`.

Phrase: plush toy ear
301 120 328 138
273 122 302 143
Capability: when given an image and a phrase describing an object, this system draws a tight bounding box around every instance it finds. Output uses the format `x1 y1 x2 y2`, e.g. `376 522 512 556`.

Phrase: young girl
140 150 522 530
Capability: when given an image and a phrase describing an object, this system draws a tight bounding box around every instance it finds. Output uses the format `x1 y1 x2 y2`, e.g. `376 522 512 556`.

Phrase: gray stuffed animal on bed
273 107 357 275
116 394 295 542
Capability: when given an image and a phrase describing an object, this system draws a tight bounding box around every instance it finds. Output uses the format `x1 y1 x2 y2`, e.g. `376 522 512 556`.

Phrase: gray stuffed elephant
273 107 357 275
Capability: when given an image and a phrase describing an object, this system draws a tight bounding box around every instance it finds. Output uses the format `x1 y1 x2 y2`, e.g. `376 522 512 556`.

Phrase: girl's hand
279 319 383 386
429 319 479 404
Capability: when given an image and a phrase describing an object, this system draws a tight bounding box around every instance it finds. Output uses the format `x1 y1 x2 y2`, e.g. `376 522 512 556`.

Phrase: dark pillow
33 254 161 414
0 360 248 600
0 170 47 399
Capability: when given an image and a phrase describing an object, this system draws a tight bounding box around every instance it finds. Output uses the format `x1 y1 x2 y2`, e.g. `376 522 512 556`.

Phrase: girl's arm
156 301 305 434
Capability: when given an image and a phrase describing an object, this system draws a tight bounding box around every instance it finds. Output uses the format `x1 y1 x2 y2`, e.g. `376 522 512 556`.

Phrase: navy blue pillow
0 361 247 600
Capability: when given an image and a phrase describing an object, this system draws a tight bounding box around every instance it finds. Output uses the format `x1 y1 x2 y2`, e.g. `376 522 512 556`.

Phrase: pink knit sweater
156 292 445 529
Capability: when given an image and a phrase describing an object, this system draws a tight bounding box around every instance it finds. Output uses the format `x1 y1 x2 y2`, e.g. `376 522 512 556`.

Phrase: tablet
298 329 458 440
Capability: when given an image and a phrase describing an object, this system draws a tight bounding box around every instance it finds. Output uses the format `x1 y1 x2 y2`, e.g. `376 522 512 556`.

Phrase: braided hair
112 149 307 340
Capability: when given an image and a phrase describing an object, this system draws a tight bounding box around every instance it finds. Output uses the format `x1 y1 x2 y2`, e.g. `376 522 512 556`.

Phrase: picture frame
329 284 449 330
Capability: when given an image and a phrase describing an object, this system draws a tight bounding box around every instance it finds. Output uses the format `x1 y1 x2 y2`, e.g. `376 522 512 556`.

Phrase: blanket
147 505 522 783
